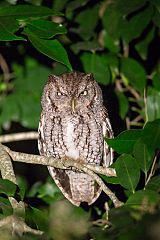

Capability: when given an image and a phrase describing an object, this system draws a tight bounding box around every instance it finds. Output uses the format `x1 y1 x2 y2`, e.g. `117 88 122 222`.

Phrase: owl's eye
57 92 65 96
80 90 88 96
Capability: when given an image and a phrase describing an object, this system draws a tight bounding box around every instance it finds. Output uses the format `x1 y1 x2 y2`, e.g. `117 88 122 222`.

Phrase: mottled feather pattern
38 72 113 206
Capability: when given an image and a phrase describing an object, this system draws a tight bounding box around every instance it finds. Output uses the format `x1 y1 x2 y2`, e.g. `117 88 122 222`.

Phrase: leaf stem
144 87 148 124
145 151 158 187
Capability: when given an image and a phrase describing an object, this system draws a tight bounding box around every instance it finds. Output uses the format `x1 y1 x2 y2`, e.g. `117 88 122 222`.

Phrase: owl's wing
102 108 114 167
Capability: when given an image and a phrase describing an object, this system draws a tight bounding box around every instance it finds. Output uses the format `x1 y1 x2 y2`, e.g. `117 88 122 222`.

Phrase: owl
38 72 113 206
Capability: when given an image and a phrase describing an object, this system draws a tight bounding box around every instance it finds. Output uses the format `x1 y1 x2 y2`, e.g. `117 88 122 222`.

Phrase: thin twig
0 53 13 83
144 87 148 124
145 152 158 186
131 115 143 123
123 43 129 58
129 122 143 127
0 132 38 143
126 85 140 100
126 117 130 130
115 78 124 92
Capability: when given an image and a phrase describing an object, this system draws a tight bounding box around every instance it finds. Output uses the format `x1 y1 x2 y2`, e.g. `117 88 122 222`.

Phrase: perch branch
0 215 43 236
3 145 116 177
3 145 121 207
0 143 43 235
0 143 17 183
0 132 38 143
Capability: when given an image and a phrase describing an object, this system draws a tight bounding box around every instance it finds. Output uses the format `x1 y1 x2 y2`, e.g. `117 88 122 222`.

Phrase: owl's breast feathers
51 113 104 165
39 110 111 206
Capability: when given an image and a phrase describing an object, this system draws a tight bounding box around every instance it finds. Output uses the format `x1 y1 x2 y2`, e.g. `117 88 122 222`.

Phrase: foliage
0 0 160 239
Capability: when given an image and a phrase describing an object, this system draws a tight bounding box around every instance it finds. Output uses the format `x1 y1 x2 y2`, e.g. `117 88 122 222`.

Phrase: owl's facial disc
47 72 98 114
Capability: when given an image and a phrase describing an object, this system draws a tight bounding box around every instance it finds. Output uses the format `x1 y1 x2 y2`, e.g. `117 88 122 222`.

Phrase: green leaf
26 19 67 39
103 53 119 79
71 40 101 54
17 175 28 201
66 0 89 18
102 3 122 39
133 139 153 176
72 4 99 40
0 95 20 129
0 17 25 41
0 58 51 129
24 29 72 70
101 175 120 185
27 177 62 204
31 207 48 231
126 190 160 206
103 30 120 53
27 181 42 198
149 0 160 12
19 94 41 128
152 8 160 27
120 57 146 93
116 91 129 119
141 119 160 153
81 52 111 85
0 196 12 216
13 58 51 128
0 179 17 197
106 129 142 154
107 206 134 232
115 0 146 15
102 2 152 43
37 180 61 199
115 154 140 193
135 27 155 60
146 176 160 192
0 5 60 19
152 72 160 91
53 0 69 12
146 87 160 121
120 4 153 43
52 62 68 75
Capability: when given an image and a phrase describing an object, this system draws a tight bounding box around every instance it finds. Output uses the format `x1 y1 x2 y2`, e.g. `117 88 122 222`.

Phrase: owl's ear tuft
84 73 94 81
48 74 59 82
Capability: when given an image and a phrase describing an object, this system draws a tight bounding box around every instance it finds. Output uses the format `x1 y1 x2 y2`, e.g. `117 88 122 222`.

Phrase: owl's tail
67 171 102 205
48 167 101 206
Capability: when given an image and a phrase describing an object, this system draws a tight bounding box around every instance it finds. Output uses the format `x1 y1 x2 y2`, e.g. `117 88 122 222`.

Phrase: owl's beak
71 98 76 112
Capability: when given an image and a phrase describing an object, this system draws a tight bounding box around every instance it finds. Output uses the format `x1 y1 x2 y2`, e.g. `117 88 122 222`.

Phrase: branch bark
0 132 38 143
0 143 43 236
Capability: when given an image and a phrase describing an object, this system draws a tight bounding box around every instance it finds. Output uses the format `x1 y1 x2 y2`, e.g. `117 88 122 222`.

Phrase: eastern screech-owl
38 72 113 206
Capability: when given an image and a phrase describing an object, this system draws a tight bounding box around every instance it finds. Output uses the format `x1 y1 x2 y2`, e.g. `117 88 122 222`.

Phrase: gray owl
38 72 113 206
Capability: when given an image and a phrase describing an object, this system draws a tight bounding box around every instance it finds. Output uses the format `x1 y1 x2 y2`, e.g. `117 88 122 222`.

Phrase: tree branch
0 132 38 143
3 144 121 207
0 143 43 236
